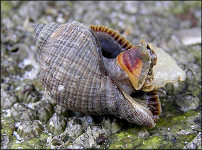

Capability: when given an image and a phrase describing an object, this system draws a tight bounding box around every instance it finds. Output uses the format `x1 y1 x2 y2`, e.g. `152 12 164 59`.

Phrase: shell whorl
34 21 117 115
34 22 60 55
34 23 46 38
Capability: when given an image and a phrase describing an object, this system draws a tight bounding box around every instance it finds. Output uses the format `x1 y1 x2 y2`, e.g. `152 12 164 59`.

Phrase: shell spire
33 23 46 38
33 22 60 55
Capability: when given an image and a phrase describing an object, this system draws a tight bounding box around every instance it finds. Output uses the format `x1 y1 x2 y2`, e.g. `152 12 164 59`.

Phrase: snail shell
34 21 185 127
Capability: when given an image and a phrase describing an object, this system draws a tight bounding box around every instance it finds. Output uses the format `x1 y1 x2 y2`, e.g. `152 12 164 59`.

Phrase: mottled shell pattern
34 21 186 128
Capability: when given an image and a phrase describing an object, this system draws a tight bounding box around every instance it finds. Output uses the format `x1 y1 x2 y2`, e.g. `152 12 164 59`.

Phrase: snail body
34 21 186 127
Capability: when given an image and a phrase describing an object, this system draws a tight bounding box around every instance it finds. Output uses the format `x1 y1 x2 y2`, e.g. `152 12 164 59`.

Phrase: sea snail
33 21 186 128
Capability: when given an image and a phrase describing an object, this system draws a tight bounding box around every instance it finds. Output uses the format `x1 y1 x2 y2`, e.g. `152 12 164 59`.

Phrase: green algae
109 127 144 149
1 1 12 12
108 109 200 149
171 109 199 122
13 79 44 93
174 134 197 148
2 126 14 136
171 1 201 15
9 132 49 149
25 133 49 149
137 136 162 149
10 143 32 149
1 115 15 136
188 45 201 63
156 109 199 128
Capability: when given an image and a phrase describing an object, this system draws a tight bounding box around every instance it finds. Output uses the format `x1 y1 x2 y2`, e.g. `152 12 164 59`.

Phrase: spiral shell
34 21 186 127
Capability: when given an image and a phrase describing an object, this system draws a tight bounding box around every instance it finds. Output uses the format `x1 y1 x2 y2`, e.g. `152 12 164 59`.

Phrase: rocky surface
1 1 201 149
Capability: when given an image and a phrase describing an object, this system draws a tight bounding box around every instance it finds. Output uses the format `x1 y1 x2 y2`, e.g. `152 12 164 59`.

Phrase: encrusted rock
34 100 54 123
183 132 201 149
47 136 64 149
63 117 84 140
101 117 122 134
44 91 57 105
176 28 201 46
1 89 19 110
79 115 94 131
6 44 29 62
18 83 41 103
16 120 44 141
1 135 10 149
1 82 11 90
46 113 67 135
10 103 37 121
67 125 110 149
54 104 69 117
138 129 150 139
1 112 15 136
176 94 200 112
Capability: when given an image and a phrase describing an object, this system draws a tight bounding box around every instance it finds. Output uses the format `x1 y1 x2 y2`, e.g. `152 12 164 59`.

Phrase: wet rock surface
66 125 110 149
46 113 67 135
17 83 42 103
184 132 202 149
1 1 201 149
1 90 19 110
33 100 54 123
16 120 44 141
10 103 38 122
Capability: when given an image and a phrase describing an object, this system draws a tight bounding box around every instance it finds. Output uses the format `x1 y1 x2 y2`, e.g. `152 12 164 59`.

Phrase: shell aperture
90 25 133 58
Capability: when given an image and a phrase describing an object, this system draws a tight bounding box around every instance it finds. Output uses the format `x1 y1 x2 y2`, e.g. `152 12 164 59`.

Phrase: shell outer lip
120 89 156 128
